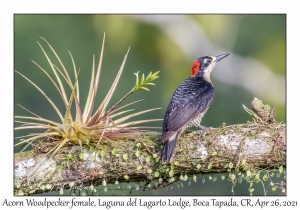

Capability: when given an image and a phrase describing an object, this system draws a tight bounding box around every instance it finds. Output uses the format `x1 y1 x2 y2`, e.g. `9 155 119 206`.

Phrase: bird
161 53 229 164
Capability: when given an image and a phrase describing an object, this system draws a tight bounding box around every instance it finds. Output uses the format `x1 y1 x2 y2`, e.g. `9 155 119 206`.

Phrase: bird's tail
161 131 181 164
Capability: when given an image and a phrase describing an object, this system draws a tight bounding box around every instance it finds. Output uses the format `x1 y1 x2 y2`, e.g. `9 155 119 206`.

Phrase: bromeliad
14 34 161 157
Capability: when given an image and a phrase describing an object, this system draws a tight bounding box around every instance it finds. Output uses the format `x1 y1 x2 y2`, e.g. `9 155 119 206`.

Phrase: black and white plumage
161 53 229 164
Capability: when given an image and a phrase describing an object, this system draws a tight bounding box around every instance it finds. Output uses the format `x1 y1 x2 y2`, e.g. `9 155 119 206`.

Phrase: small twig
176 164 192 169
141 142 154 155
235 131 248 170
109 184 115 196
153 180 177 190
268 105 276 124
103 89 135 118
243 104 262 122
259 178 267 196
96 117 109 147
268 130 285 164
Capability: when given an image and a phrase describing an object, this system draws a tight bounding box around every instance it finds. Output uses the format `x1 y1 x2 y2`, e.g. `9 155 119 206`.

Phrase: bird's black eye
207 58 212 64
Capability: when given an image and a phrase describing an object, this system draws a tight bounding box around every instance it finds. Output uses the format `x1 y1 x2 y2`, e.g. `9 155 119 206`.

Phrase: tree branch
14 99 286 195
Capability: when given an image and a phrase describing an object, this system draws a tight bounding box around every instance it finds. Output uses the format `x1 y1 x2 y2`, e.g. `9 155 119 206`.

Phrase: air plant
14 34 161 157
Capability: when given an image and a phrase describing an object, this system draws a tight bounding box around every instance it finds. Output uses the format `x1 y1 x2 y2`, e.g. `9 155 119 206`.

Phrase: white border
2 1 299 209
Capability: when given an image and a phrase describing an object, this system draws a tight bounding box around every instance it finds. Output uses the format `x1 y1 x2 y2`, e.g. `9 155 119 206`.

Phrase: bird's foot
199 125 215 131
198 125 215 139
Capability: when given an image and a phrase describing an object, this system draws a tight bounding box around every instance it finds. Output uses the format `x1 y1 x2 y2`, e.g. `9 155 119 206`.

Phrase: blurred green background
14 14 286 196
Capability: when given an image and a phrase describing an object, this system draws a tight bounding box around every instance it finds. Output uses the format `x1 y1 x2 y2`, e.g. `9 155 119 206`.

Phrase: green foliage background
14 14 285 196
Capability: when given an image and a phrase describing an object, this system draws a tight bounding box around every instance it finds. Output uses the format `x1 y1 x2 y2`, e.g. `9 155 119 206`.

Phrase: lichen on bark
14 98 286 195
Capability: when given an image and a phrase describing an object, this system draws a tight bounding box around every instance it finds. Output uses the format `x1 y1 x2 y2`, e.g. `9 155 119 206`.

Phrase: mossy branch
14 98 286 195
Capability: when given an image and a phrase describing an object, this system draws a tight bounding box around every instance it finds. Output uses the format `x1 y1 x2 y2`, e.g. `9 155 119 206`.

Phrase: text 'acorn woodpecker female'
161 53 229 164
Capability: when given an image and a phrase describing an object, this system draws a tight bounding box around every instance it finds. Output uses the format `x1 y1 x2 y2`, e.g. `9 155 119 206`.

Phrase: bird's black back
161 76 215 143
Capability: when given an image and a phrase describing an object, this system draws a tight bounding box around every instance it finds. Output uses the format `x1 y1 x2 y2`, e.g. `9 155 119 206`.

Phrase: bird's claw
198 126 215 139
199 125 215 131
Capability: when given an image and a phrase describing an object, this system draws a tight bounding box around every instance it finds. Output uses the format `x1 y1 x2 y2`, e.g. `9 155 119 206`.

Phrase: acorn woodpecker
161 53 229 164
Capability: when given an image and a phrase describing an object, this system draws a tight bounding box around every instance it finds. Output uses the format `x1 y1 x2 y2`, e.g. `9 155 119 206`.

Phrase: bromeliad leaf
14 34 161 156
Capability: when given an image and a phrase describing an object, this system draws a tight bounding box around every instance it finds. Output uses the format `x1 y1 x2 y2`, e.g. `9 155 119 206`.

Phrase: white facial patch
203 56 217 83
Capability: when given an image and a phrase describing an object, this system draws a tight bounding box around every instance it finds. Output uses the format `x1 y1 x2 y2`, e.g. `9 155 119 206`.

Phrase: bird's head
191 53 229 82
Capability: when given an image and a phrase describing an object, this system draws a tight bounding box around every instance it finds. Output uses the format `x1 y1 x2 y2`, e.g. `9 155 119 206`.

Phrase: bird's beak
215 53 230 63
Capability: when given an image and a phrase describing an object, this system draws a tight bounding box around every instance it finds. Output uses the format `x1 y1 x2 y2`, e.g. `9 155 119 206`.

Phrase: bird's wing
161 87 214 143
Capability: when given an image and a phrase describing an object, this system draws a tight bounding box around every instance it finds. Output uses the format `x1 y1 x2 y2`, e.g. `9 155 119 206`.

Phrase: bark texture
14 98 286 195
